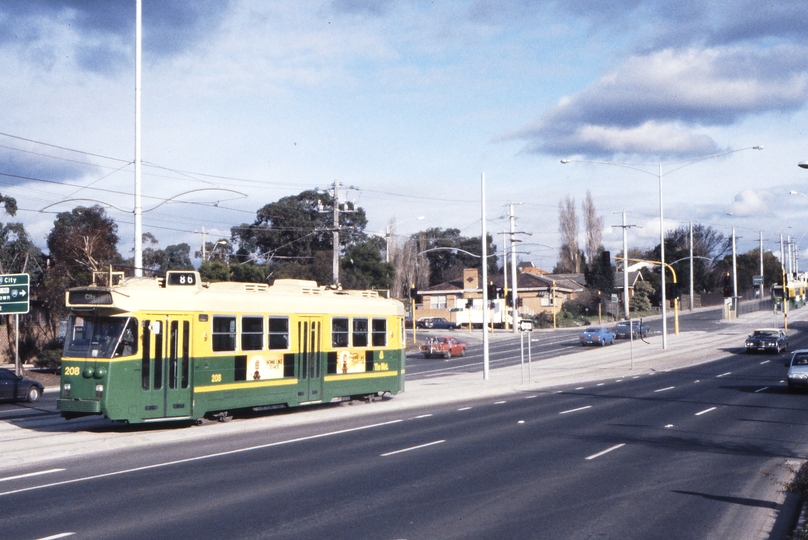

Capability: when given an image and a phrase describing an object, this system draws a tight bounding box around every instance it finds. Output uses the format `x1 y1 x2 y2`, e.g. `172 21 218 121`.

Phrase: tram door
297 318 322 403
140 315 193 419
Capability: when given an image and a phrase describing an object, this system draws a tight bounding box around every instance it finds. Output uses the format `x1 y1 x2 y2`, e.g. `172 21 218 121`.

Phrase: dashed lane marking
0 469 64 483
381 440 445 457
560 405 592 415
585 443 626 460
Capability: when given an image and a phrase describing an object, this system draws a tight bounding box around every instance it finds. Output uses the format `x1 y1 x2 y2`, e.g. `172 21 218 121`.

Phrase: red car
420 336 466 359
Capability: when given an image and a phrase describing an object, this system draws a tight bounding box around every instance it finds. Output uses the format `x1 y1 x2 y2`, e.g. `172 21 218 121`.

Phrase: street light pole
658 164 667 347
561 145 763 349
481 173 490 380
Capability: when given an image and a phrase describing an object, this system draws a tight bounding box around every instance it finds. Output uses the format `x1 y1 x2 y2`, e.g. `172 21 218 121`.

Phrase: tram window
115 318 138 357
372 318 387 347
169 321 179 390
212 316 236 352
153 321 163 390
241 316 263 351
332 318 349 348
141 320 151 390
181 321 190 389
268 317 289 350
353 318 368 347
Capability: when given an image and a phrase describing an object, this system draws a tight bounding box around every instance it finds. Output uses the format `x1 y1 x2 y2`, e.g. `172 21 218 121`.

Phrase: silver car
787 350 808 392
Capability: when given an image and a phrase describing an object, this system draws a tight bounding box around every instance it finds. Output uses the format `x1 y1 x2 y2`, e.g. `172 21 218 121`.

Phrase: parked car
429 317 458 330
579 327 616 346
420 336 466 359
787 350 808 392
745 328 788 354
613 321 649 339
0 368 44 403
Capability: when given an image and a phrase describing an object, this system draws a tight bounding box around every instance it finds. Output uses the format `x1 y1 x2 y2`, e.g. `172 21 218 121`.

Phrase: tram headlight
63 383 71 397
95 384 104 398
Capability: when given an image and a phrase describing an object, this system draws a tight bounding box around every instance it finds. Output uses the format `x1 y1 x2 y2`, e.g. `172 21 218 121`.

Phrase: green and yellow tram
57 271 406 424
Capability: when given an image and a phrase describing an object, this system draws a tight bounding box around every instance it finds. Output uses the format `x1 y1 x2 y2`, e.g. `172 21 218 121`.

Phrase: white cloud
729 190 772 217
513 45 808 159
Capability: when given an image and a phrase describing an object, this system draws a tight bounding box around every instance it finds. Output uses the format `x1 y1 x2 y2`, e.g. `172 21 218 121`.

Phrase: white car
787 349 808 392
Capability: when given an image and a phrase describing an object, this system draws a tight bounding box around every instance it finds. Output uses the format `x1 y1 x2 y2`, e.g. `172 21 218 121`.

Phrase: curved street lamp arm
615 255 677 283
417 247 497 258
561 146 763 177
39 188 248 214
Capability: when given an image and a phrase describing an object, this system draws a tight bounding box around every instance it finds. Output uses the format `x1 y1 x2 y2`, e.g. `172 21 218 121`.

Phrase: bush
33 339 63 371
561 300 583 318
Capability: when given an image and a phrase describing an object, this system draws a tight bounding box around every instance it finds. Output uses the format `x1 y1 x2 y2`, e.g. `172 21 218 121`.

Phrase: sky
2 0 808 272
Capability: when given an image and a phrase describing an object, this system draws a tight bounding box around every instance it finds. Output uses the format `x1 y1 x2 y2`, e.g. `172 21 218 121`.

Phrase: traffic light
505 290 513 307
597 290 602 304
409 284 421 303
723 272 731 297
487 281 497 299
516 297 523 308
601 251 611 267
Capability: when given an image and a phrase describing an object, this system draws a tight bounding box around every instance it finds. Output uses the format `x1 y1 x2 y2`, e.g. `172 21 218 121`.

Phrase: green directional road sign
0 273 29 314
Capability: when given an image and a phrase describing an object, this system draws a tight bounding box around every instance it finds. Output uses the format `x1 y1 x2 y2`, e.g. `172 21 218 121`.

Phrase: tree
232 189 369 285
630 281 654 312
417 228 497 286
162 244 194 271
46 205 121 284
584 248 615 294
582 190 603 269
340 235 395 290
557 195 580 273
42 206 121 353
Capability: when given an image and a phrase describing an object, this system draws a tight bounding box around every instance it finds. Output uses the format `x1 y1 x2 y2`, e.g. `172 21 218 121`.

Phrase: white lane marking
654 386 675 393
37 534 75 540
381 440 445 457
560 405 592 415
457 406 472 411
0 469 64 483
414 414 432 419
585 443 626 460
524 395 538 399
717 372 731 378
494 401 507 404
575 387 585 390
755 387 769 393
0 419 404 498
695 407 717 416
596 383 605 386
760 360 770 365
615 379 623 383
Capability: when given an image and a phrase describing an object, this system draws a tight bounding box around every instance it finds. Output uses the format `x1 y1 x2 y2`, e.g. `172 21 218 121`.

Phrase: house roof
613 271 644 290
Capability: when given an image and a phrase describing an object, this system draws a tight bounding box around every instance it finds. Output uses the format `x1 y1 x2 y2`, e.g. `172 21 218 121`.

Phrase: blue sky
1 0 808 271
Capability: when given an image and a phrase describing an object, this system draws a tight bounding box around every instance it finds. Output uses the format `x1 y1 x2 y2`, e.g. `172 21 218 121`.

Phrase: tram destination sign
0 273 29 314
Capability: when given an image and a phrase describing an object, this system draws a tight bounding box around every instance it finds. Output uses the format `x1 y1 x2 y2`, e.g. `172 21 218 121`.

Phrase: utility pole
612 211 638 319
332 181 340 285
506 203 524 334
689 222 694 311
759 231 764 300
320 181 358 286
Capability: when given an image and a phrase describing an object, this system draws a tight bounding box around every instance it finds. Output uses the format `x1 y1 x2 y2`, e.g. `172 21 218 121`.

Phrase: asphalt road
406 306 730 380
1 317 807 539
